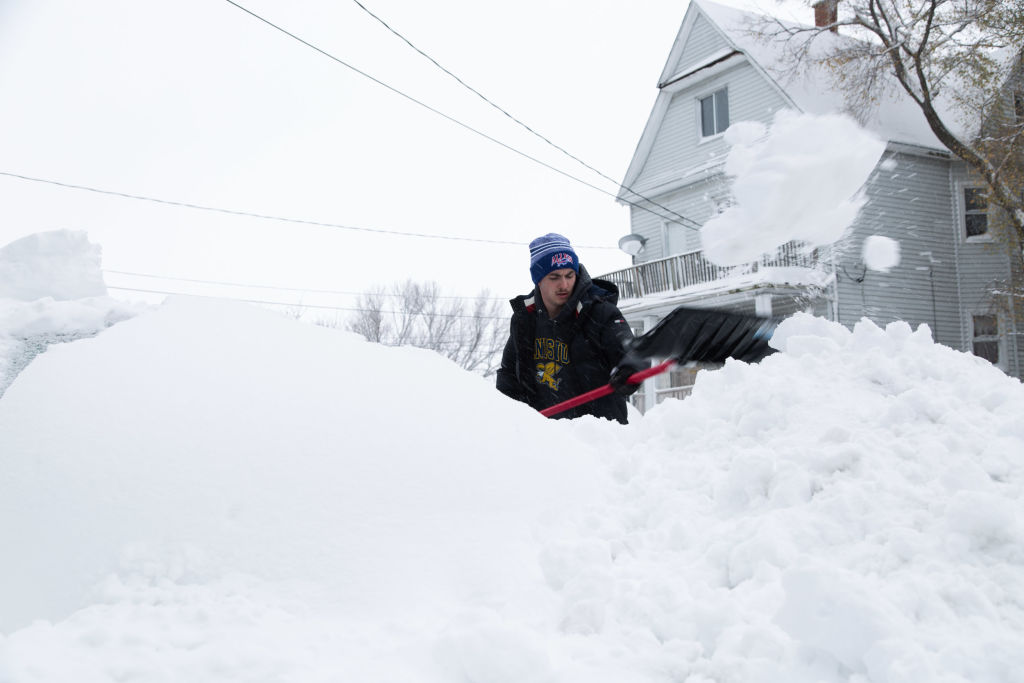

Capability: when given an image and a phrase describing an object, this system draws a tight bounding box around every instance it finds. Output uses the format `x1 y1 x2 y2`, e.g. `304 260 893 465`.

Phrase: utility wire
107 285 509 318
222 0 702 232
104 268 507 301
0 171 613 249
350 0 703 231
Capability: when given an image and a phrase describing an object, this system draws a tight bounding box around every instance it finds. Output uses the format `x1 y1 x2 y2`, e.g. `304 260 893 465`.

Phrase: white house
601 0 1024 406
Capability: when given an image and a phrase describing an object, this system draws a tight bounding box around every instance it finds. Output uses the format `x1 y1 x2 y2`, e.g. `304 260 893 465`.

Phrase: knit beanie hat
529 233 580 284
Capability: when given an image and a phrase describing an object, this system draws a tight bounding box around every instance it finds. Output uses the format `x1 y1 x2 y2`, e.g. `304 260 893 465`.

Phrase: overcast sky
0 0 805 311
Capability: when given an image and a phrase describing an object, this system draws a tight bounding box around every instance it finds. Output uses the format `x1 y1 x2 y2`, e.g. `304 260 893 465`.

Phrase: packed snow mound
565 313 1024 681
701 111 886 266
0 230 107 301
1 299 1023 682
0 296 602 634
0 231 144 397
0 231 144 398
0 295 142 345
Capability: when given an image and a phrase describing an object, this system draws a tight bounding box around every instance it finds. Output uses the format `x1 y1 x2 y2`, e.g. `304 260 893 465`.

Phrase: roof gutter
658 49 743 90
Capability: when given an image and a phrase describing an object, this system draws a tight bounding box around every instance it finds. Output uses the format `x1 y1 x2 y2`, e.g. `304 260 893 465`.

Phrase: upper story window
963 186 989 238
1014 91 1024 124
700 88 729 137
971 314 1000 365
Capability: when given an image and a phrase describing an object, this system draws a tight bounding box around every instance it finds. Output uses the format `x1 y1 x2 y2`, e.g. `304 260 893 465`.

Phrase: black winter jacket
495 266 641 424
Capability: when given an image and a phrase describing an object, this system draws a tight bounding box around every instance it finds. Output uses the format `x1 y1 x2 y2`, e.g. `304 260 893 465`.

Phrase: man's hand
609 364 642 397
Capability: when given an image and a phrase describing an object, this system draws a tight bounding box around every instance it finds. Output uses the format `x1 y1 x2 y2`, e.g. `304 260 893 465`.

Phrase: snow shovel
540 306 780 418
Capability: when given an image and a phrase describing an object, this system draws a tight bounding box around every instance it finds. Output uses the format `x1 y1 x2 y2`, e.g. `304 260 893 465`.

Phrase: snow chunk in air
862 234 901 272
701 110 886 266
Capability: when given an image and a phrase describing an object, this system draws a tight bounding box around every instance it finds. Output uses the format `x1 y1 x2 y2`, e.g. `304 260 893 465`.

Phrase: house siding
830 152 964 351
1004 241 1024 378
949 163 1020 374
627 179 722 261
632 60 791 238
985 61 1024 132
672 14 732 75
980 62 1024 377
1007 238 1024 379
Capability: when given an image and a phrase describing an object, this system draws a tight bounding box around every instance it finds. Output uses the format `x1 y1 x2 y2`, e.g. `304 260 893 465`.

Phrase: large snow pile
700 111 886 266
0 296 598 628
0 230 107 301
1 248 1023 681
563 314 1024 681
0 231 142 397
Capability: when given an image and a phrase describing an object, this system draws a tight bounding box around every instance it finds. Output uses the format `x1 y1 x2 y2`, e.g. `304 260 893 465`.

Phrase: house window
971 314 1000 365
1015 91 1024 124
700 88 729 137
964 187 988 238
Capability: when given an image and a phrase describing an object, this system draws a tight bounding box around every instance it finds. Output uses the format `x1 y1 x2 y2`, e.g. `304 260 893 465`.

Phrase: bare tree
753 0 1024 248
345 279 507 376
345 286 389 343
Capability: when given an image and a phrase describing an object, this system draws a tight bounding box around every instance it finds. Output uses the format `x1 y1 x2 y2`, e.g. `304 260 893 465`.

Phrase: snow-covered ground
1 230 1023 682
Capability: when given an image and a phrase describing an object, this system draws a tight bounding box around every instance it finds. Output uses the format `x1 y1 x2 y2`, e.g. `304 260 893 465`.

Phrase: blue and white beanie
529 233 579 284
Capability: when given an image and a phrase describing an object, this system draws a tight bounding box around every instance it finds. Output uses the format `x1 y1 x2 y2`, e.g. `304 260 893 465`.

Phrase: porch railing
600 241 820 300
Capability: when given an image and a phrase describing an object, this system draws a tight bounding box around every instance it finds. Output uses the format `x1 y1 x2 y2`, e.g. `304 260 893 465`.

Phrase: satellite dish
618 233 647 256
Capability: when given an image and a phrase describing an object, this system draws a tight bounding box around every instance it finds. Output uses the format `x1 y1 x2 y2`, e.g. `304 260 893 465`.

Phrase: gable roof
618 0 960 202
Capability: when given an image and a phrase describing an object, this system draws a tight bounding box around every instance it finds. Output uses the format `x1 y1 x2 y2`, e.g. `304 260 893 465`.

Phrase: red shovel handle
539 359 676 418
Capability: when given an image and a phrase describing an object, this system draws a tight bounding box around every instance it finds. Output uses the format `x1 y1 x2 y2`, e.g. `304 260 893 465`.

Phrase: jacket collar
508 264 598 319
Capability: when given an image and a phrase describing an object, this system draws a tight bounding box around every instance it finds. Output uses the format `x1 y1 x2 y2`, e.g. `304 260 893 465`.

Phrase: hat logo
550 253 574 267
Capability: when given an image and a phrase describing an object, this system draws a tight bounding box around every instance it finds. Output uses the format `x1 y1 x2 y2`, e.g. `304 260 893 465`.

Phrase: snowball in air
862 235 901 273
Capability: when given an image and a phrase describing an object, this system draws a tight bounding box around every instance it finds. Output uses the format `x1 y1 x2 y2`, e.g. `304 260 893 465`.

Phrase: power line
107 285 509 319
222 0 701 232
350 0 703 231
104 268 507 301
0 170 614 249
221 1 619 209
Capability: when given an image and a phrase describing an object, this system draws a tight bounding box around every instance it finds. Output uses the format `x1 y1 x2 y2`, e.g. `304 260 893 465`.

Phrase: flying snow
2 232 1023 682
700 110 887 266
862 234 902 272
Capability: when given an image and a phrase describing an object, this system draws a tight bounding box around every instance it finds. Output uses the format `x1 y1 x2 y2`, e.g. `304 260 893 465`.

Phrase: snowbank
558 314 1024 681
0 231 143 398
1 249 1023 681
0 296 601 634
2 231 1024 683
0 230 107 301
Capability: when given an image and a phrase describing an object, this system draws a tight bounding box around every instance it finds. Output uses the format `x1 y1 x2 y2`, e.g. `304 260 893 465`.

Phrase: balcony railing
600 241 820 300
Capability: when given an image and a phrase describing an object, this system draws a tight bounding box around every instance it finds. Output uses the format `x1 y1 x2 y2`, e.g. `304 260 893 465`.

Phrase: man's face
538 268 577 314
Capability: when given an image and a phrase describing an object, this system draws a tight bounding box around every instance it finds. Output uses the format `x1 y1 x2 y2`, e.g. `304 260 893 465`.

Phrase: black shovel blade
622 306 779 366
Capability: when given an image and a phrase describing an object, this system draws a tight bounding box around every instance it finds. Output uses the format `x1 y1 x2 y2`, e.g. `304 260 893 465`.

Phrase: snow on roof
700 0 978 148
692 0 959 149
618 0 958 202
